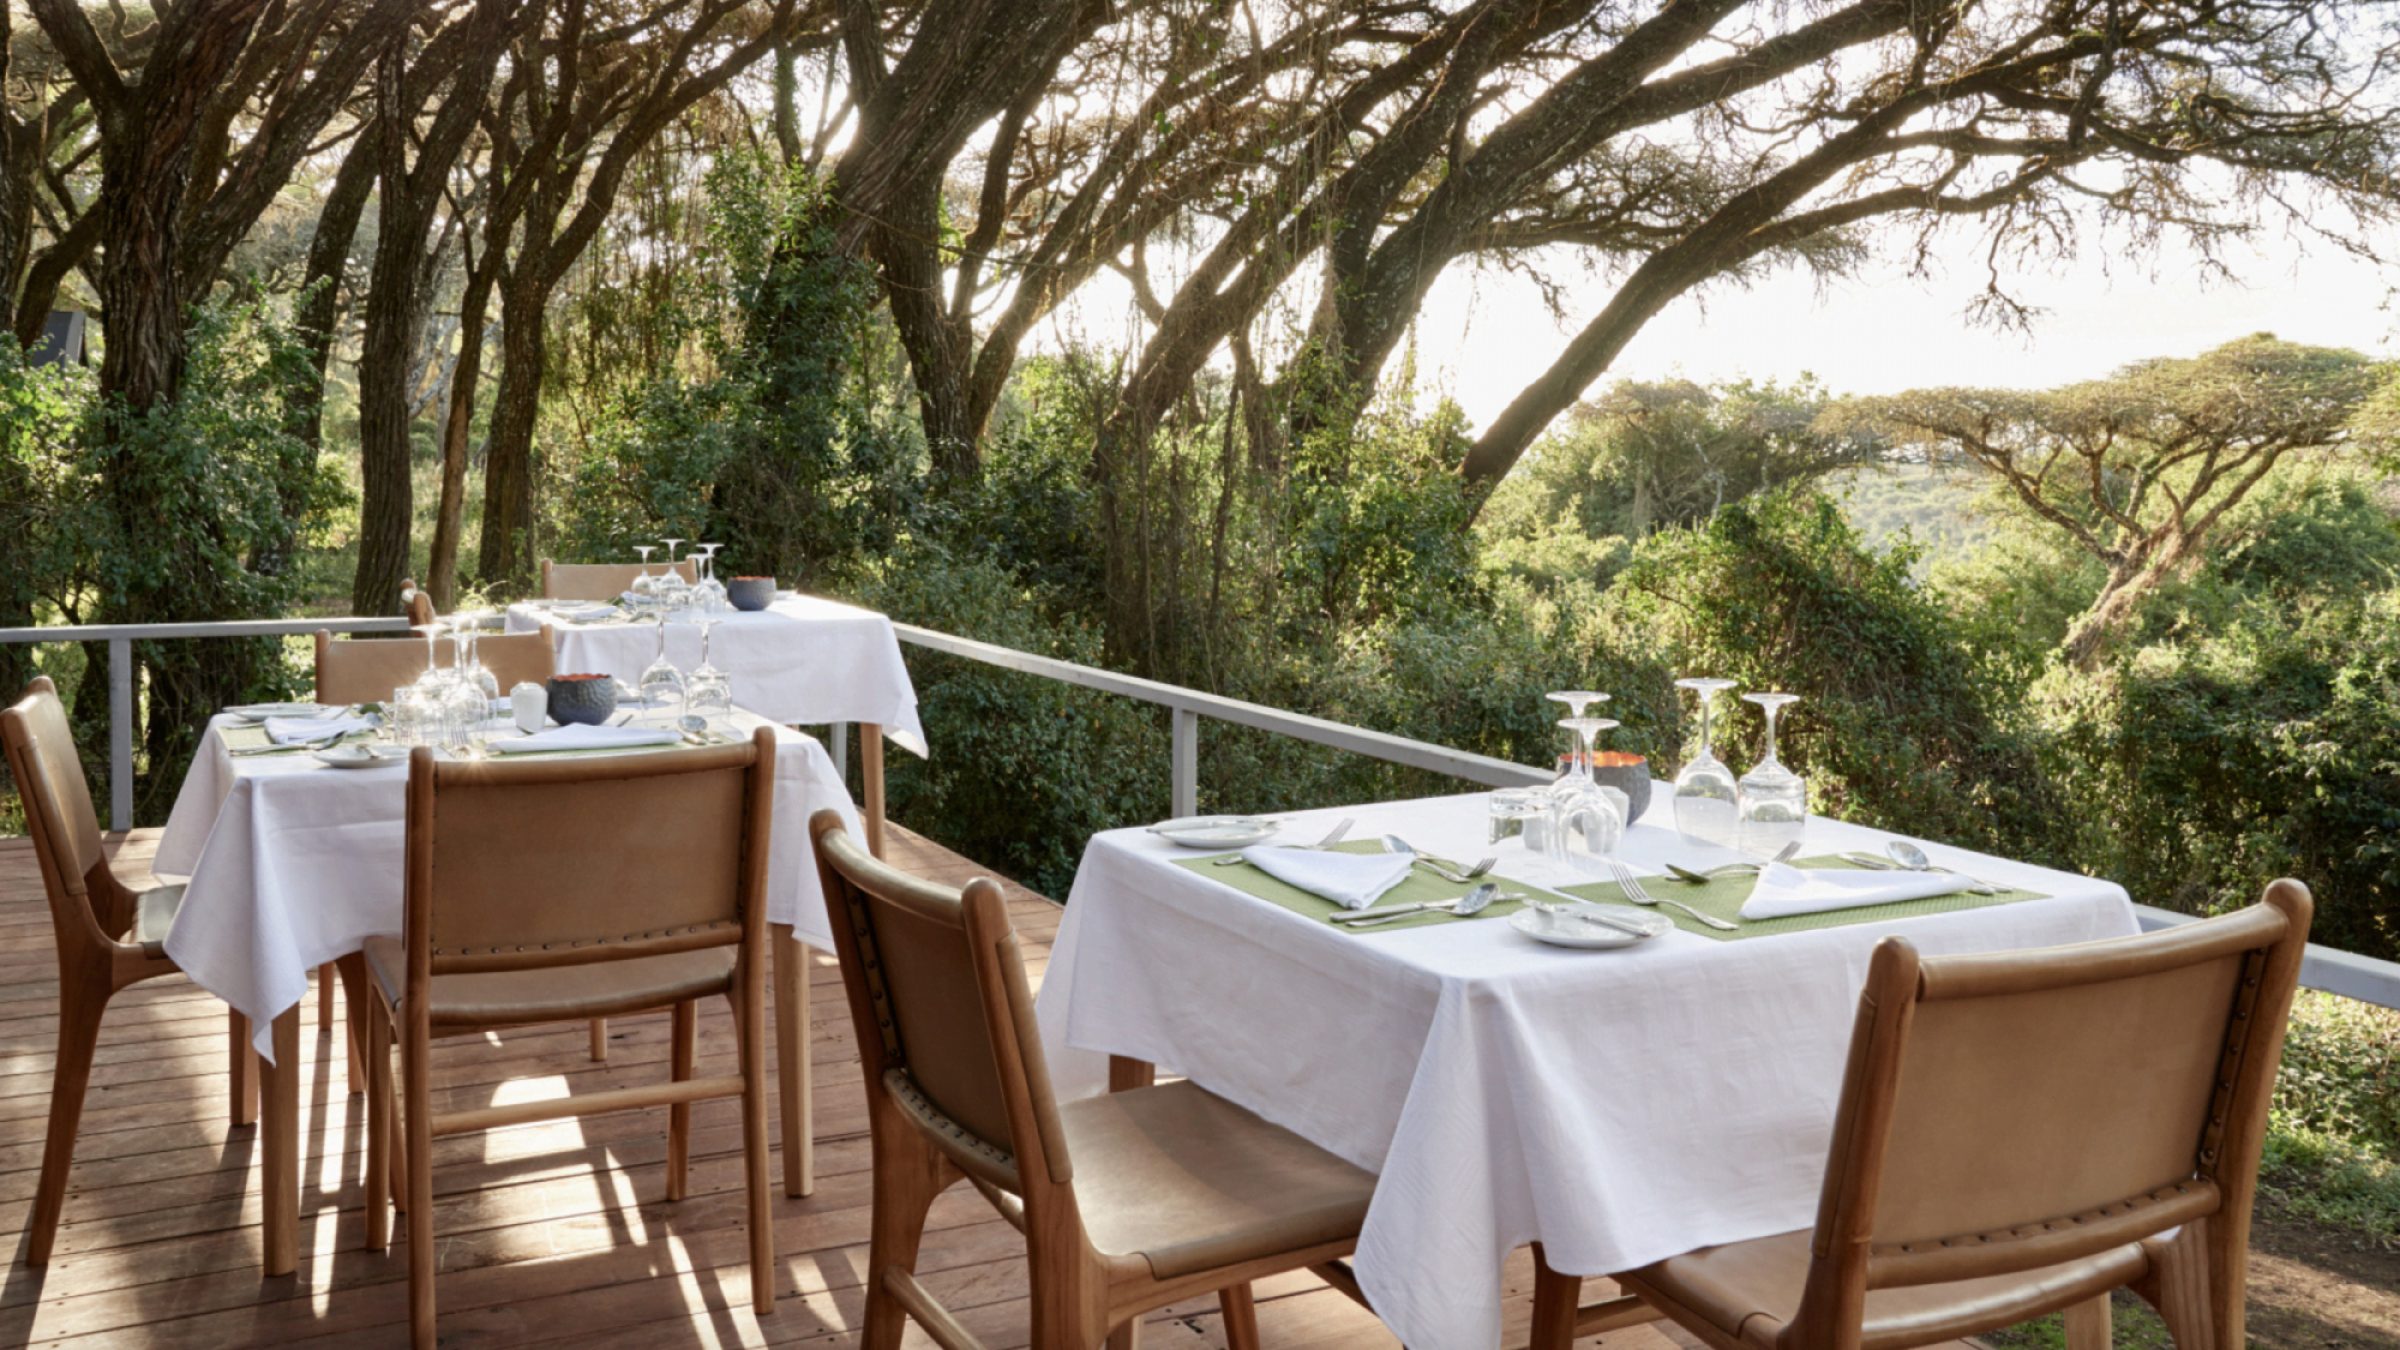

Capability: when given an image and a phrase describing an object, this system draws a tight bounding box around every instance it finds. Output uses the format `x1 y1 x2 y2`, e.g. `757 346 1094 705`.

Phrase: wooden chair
542 558 695 601
312 627 555 706
1570 880 2313 1350
1 677 259 1266
400 577 434 628
363 732 777 1349
810 810 1376 1350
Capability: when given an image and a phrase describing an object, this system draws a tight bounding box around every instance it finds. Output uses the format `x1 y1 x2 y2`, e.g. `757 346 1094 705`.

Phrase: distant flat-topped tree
1847 336 2386 668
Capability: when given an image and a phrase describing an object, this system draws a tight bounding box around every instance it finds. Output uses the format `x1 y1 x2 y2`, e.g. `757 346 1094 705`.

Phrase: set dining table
1036 791 2138 1350
151 593 926 1277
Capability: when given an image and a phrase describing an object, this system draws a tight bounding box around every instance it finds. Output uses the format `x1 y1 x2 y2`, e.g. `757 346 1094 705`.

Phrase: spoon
1333 882 1502 927
1883 840 2002 894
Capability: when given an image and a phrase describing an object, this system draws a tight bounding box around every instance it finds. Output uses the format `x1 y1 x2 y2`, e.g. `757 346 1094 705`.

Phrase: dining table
504 593 924 855
154 704 863 1277
1035 790 2139 1350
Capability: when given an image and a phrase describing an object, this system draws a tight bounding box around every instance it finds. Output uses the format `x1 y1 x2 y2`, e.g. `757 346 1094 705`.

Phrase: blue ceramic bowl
545 674 618 726
727 576 777 612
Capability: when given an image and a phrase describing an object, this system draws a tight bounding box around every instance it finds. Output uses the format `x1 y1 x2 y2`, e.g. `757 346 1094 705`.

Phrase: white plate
227 702 342 722
1509 903 1672 949
313 744 409 770
1146 816 1280 849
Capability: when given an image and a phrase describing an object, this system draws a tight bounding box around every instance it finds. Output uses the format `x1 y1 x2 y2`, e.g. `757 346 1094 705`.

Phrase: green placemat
1177 839 1552 934
1556 855 2046 942
219 721 372 754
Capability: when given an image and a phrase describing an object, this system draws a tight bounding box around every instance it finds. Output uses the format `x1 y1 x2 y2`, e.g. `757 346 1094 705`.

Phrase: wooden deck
0 826 1723 1349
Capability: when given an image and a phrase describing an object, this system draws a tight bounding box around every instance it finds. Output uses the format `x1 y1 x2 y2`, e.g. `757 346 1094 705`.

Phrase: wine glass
681 618 733 737
1541 716 1624 871
693 544 728 613
1672 677 1741 846
637 616 686 715
654 538 692 615
408 619 452 703
1736 692 1807 857
1543 689 1607 783
631 545 659 613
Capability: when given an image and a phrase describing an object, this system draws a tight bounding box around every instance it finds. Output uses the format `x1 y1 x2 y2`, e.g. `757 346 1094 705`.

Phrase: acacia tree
471 0 805 591
1856 336 2385 668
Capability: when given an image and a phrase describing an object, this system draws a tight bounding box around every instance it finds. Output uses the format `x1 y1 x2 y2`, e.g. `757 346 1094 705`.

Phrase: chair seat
1063 1079 1375 1281
132 883 185 959
363 936 736 1027
1623 1228 2151 1350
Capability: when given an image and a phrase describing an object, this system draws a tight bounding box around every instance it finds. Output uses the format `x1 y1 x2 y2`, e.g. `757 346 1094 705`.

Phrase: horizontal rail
890 623 1552 791
0 613 2391 1012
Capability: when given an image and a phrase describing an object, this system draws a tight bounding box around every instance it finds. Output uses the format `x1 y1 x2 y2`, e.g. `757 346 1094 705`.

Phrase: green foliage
554 153 916 586
1279 398 1480 636
1608 490 2063 860
859 547 1164 900
1479 376 1879 595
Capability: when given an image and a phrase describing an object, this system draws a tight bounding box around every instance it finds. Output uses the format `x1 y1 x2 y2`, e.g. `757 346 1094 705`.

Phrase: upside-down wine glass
638 615 686 715
1736 692 1806 857
631 545 660 614
1671 677 1741 847
693 543 728 613
680 618 733 738
1541 716 1624 871
655 537 692 615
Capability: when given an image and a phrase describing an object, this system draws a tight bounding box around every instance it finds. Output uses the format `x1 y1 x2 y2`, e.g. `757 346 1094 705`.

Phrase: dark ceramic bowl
1589 751 1653 824
545 673 618 726
727 576 777 612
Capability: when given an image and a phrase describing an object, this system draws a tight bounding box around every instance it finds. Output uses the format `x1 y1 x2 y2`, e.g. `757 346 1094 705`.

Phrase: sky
1410 223 2400 426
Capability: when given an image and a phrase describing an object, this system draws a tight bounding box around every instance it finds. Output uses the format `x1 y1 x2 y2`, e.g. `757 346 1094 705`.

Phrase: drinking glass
1671 676 1741 846
440 671 486 755
1541 716 1623 870
1736 692 1807 857
638 617 686 714
682 620 734 735
389 685 429 748
1487 787 1546 845
408 620 451 702
693 544 728 613
654 538 692 616
631 546 659 613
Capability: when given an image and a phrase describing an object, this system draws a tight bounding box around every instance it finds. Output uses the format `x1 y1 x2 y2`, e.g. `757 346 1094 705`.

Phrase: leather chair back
314 628 555 706
1794 883 2312 1329
542 559 695 601
2 678 133 955
402 731 773 977
811 812 1074 1195
401 579 434 627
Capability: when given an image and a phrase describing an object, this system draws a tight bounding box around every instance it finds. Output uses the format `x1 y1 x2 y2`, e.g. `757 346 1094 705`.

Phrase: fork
1212 816 1355 865
1607 857 1739 931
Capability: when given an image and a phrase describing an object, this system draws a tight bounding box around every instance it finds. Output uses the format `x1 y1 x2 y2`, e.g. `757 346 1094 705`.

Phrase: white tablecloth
1035 791 2139 1350
156 709 862 1062
505 595 927 755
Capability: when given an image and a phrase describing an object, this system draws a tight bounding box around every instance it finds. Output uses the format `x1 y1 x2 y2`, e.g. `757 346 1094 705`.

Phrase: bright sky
1412 225 2400 425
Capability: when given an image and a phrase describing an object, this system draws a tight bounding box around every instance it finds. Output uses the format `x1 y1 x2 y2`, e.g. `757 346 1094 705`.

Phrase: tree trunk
2060 545 2184 671
475 264 547 592
427 247 499 608
349 59 428 617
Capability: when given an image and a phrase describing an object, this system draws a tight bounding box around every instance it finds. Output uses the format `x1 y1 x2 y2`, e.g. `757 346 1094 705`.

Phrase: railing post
1170 707 1198 819
108 637 132 833
828 721 849 782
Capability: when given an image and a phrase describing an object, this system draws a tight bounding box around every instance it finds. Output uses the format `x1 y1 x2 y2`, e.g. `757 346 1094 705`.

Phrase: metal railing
0 614 2393 1013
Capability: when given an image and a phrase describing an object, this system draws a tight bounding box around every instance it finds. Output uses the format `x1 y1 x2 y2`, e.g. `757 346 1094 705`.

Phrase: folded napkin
263 715 374 745
1739 861 1969 920
489 724 681 754
558 602 620 623
1238 845 1413 911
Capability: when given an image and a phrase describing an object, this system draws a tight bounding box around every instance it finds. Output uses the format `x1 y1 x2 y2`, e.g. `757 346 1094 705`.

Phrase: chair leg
28 988 107 1266
404 1016 436 1350
666 1000 697 1203
589 1017 608 1061
318 962 337 1035
1220 1285 1261 1350
737 982 774 1314
364 1004 392 1251
774 929 814 1197
2064 1292 2113 1350
862 1126 947 1350
2140 1221 2217 1348
229 1008 258 1128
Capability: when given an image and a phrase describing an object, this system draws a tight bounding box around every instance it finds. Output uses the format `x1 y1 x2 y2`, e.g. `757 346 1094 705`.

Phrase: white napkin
1739 862 1969 920
489 724 682 753
560 602 620 623
1238 845 1413 911
263 715 374 745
